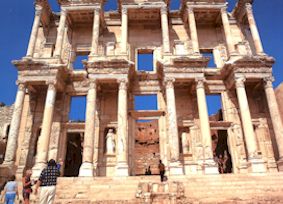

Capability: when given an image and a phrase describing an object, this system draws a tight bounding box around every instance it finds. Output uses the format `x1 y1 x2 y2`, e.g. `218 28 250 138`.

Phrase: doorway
134 120 160 175
64 133 83 177
212 130 233 174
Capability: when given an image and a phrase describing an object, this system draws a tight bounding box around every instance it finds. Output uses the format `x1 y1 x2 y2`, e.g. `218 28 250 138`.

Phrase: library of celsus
1 0 283 202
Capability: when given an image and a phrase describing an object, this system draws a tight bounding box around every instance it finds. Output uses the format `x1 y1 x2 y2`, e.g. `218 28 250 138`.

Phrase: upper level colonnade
24 0 265 67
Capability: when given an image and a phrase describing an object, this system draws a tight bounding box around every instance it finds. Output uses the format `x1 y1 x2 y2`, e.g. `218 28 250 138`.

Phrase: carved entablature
86 59 134 75
232 0 253 21
58 0 104 6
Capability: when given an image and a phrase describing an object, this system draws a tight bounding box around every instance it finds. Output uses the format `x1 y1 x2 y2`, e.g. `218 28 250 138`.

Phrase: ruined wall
0 104 13 164
275 83 283 124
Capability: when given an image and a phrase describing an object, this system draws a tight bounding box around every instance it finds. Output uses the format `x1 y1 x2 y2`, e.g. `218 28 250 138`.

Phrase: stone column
115 79 129 176
90 8 100 56
235 77 258 159
220 7 236 55
121 7 128 54
26 5 43 57
187 7 199 54
245 3 264 55
263 77 283 171
54 9 67 58
195 79 213 159
79 81 97 176
160 6 170 53
33 82 57 177
165 78 183 175
3 83 26 166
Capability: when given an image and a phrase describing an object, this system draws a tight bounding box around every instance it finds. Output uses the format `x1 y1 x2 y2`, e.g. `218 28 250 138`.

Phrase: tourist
218 154 224 174
35 159 60 204
22 169 33 204
147 166 152 175
0 175 18 204
158 160 165 182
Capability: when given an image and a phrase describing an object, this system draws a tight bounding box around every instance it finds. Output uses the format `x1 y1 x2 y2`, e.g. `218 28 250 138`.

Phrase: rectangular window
137 50 154 72
69 96 86 122
134 95 157 110
73 54 88 70
201 51 216 68
206 94 223 121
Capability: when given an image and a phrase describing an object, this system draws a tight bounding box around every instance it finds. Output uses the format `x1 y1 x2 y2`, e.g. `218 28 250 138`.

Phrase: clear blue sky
0 0 282 118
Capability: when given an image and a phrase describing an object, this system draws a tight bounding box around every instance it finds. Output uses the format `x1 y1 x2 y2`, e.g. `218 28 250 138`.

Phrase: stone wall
275 82 283 123
0 103 13 164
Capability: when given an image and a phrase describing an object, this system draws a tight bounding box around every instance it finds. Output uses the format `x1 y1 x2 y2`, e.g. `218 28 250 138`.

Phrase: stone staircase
51 173 283 204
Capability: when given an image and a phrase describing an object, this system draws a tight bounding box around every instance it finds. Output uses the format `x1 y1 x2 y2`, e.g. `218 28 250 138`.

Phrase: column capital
187 7 194 14
122 6 128 15
35 5 43 16
245 3 253 13
220 6 228 14
16 81 27 91
263 76 274 89
94 7 100 14
160 6 167 15
164 77 175 88
235 76 246 88
46 80 57 90
60 9 67 16
89 79 97 89
118 78 128 90
195 77 206 89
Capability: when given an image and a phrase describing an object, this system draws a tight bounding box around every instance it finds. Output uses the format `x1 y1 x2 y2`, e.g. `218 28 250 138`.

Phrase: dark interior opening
212 130 233 174
64 133 83 177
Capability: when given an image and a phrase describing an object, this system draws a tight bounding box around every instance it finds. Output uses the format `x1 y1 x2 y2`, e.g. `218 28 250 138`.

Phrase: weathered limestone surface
1 0 283 202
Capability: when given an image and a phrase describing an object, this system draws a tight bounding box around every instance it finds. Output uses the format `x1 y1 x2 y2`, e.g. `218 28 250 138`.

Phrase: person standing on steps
34 159 60 204
22 169 33 204
158 160 165 182
0 175 18 204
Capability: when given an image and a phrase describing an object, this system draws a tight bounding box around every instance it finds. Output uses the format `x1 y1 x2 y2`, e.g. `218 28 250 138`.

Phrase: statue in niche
181 132 190 154
106 129 115 155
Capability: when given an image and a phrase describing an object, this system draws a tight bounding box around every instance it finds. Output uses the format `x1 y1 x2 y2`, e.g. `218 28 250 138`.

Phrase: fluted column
195 78 218 174
33 82 57 177
220 7 236 55
235 77 258 159
115 79 129 176
187 7 199 54
245 3 264 55
195 78 213 160
79 81 97 176
165 78 180 161
263 77 283 170
26 5 43 57
161 6 170 53
3 83 26 166
90 8 100 56
121 7 128 54
54 9 67 58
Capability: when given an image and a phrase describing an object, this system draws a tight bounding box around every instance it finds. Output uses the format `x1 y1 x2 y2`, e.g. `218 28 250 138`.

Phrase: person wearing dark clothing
158 160 165 182
35 159 60 204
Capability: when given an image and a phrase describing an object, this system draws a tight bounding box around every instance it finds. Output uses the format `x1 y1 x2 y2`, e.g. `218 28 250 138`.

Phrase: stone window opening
72 52 89 70
170 0 181 11
206 94 223 121
201 49 217 68
137 50 154 72
134 95 158 111
69 96 86 122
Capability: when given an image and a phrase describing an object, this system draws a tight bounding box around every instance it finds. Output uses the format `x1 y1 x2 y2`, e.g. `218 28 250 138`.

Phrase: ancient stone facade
1 0 283 190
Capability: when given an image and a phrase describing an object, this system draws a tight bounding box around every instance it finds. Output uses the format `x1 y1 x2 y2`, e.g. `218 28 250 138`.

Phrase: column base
115 162 129 176
248 158 267 173
32 162 47 179
79 162 94 177
169 161 183 175
276 158 283 171
203 159 219 175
